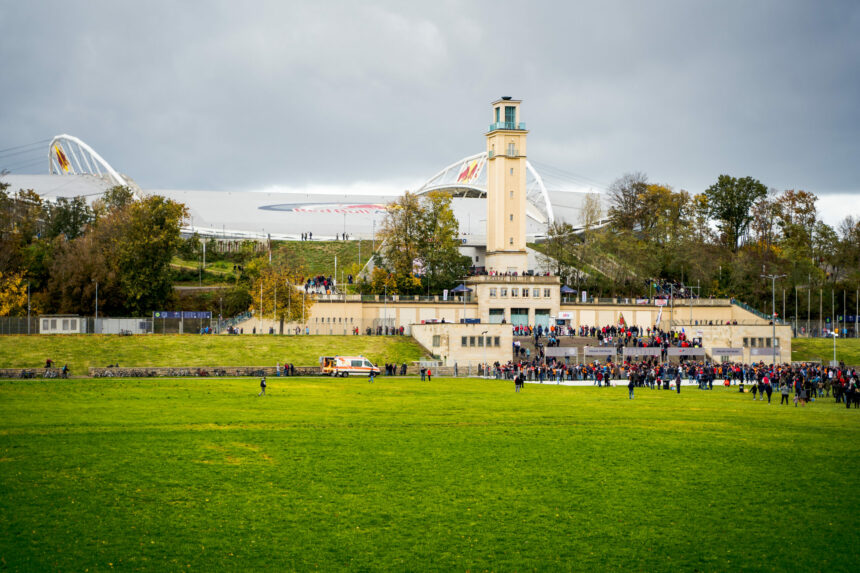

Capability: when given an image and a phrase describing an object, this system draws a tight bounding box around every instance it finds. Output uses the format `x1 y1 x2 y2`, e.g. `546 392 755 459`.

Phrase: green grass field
792 337 860 365
0 335 427 373
1 377 858 571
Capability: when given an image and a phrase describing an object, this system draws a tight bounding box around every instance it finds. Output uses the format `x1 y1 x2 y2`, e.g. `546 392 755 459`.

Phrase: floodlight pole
762 273 786 366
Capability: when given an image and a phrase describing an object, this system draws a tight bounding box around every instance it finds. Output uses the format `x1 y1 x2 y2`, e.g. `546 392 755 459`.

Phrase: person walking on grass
780 382 790 405
675 370 681 394
427 368 432 382
258 376 267 397
369 370 374 384
765 379 773 404
628 375 635 400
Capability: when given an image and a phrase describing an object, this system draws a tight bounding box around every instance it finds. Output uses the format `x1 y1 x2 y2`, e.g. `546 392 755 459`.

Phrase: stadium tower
485 97 529 274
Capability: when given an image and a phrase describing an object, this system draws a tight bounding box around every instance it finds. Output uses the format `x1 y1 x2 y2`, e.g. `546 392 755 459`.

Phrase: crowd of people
304 275 336 294
476 356 859 405
649 278 699 299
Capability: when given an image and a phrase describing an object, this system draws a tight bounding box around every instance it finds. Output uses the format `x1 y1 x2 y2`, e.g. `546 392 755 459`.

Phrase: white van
320 356 381 377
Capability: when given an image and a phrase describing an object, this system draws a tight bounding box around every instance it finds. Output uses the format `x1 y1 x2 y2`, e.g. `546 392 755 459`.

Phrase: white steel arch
415 151 555 225
48 134 128 188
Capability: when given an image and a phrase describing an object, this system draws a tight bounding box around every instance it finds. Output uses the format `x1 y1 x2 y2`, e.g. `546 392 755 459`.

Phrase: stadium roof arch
47 134 140 194
414 152 555 225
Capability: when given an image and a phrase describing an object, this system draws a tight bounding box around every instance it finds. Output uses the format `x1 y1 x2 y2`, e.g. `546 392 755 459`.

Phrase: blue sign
154 311 212 319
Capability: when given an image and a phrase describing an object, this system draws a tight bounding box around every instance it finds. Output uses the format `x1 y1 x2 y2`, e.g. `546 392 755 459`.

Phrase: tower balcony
488 148 520 159
488 121 526 132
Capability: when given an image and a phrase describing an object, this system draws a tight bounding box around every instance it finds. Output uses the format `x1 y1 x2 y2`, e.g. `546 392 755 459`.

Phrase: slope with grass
273 240 375 278
1 378 858 571
792 337 860 365
0 335 426 373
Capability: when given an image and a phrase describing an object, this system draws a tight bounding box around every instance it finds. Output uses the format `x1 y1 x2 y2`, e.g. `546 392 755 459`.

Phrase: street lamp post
831 331 838 365
481 330 488 378
761 273 786 366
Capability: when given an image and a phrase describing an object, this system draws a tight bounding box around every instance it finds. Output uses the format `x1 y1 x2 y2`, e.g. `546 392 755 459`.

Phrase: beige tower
485 97 529 273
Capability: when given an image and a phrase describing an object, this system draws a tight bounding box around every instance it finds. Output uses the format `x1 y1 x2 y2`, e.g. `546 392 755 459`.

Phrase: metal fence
0 317 39 335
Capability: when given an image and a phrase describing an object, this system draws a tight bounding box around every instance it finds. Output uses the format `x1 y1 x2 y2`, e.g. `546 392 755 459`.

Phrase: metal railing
731 299 771 321
488 121 526 131
314 294 474 304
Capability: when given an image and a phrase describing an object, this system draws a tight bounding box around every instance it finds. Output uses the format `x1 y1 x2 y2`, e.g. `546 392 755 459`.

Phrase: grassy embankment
1 378 858 571
0 335 427 373
171 240 376 287
791 337 860 365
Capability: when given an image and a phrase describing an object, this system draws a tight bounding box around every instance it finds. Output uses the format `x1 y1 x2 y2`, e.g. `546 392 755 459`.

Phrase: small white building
39 315 86 334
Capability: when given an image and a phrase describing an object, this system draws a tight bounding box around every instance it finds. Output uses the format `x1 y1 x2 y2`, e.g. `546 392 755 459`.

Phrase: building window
522 288 529 298
510 214 513 221
533 288 540 297
432 335 441 347
511 288 518 297
70 319 77 330
510 190 514 198
743 338 749 347
774 338 780 347
510 168 514 175
462 336 468 347
544 289 551 297
469 336 476 347
494 336 501 347
500 288 507 297
478 336 484 347
495 107 500 123
489 288 497 297
766 338 772 348
505 106 516 123
51 319 57 329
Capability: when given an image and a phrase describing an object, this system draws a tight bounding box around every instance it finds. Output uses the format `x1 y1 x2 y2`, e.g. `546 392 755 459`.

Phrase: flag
618 313 626 328
54 145 70 172
655 306 663 327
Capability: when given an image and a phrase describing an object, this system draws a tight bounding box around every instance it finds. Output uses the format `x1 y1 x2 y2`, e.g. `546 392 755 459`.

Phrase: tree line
0 183 186 317
542 172 860 322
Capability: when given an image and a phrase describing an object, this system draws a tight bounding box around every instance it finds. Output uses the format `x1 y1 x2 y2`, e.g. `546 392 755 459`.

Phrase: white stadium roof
2 135 601 241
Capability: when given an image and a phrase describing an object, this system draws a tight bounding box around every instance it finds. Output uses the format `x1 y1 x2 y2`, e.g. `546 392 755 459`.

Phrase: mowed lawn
792 337 860 366
0 335 427 373
1 378 859 571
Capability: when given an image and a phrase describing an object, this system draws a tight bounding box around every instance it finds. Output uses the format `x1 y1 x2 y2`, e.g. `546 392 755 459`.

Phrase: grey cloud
1 0 858 211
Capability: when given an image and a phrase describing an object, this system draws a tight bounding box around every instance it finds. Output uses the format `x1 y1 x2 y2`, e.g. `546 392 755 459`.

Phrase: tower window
510 168 514 175
510 214 513 221
510 237 513 245
510 190 514 198
495 107 500 123
505 106 516 124
507 142 515 156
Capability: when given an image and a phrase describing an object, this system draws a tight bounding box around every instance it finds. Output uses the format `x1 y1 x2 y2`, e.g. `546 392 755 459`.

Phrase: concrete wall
689 324 793 364
411 323 513 367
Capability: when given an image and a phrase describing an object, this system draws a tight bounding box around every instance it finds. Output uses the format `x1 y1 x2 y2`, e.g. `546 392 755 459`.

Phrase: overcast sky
1 0 858 224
